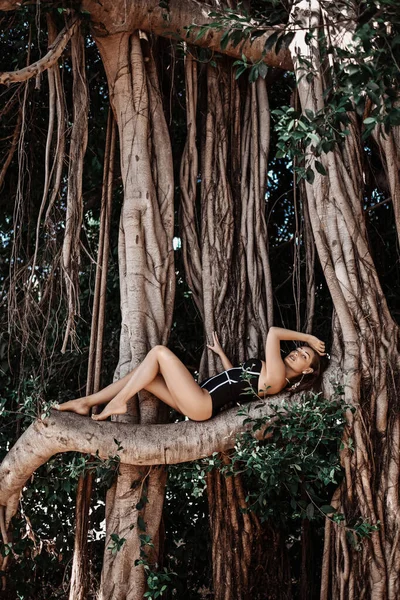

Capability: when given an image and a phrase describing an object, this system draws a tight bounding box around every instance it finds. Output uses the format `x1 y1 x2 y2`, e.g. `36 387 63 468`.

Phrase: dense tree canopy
1 1 400 599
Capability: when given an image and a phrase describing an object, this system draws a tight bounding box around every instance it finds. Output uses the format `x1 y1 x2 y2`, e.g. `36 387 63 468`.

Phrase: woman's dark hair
288 346 330 394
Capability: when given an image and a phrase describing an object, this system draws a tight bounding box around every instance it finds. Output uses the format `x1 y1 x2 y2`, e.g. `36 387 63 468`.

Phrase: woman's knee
151 345 173 360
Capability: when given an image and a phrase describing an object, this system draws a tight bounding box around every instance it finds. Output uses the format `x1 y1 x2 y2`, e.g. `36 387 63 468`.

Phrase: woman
55 327 326 421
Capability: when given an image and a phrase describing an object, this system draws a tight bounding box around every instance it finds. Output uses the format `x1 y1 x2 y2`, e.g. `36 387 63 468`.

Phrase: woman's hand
307 335 326 356
207 331 223 356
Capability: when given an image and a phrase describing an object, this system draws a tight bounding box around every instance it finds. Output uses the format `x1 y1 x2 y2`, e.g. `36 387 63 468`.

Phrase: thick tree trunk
180 49 281 598
289 2 400 598
93 31 175 600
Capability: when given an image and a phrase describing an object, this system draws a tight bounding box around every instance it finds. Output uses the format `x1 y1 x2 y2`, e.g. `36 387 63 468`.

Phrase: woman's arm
207 331 233 371
266 327 325 354
260 327 325 395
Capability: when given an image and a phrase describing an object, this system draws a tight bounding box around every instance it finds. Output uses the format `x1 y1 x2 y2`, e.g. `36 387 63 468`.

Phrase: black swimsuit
200 358 263 417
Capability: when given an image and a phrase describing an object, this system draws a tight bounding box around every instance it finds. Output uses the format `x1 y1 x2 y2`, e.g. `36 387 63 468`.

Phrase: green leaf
308 133 320 145
297 119 308 131
305 167 315 184
235 65 247 79
220 30 230 51
194 28 206 41
258 63 268 79
306 503 315 519
321 505 336 514
283 31 295 48
248 66 259 83
315 161 327 176
264 31 279 53
366 89 380 105
275 33 285 55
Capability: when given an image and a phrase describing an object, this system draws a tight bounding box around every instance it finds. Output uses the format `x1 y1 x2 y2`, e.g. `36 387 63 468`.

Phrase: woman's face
284 346 316 374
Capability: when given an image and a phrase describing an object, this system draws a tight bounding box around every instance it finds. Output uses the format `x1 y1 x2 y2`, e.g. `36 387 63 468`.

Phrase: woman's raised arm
260 327 325 394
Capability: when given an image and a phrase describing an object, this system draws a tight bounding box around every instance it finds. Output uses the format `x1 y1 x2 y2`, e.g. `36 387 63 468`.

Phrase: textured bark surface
289 2 400 598
68 111 117 600
0 401 281 513
93 31 175 600
0 15 80 84
61 21 89 351
0 0 292 70
180 45 276 598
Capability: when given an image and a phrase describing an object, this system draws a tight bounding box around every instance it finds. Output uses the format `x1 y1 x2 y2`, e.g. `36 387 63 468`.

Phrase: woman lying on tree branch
56 327 328 422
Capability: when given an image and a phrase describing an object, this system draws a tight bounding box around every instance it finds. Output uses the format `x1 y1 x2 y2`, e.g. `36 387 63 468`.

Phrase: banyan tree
0 0 399 598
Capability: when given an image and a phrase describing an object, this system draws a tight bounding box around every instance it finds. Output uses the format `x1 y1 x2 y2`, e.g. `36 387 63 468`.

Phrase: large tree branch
0 16 80 85
0 397 284 512
0 0 293 71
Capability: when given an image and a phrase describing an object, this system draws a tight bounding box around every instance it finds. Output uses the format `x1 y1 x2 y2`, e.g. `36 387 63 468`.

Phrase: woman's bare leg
92 346 213 422
55 369 139 415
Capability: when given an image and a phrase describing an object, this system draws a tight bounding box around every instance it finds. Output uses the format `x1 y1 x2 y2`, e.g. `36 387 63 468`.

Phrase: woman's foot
54 397 91 416
91 396 128 421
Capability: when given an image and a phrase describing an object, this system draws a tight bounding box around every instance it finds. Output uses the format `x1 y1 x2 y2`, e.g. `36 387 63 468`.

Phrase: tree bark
180 47 278 598
61 20 89 351
68 110 117 600
0 0 293 71
0 15 80 85
92 31 175 599
289 2 400 598
0 401 280 515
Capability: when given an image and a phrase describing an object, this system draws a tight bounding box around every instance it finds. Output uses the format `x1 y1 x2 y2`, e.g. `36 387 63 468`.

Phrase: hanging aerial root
0 505 10 590
87 108 117 396
0 107 21 189
180 50 202 309
68 109 117 600
0 15 80 86
61 21 89 353
28 15 59 294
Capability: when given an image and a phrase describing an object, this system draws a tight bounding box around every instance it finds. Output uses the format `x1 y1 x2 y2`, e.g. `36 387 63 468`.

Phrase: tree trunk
289 2 400 598
180 49 287 598
93 31 175 600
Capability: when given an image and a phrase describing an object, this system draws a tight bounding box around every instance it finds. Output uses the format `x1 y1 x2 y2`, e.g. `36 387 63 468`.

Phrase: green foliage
346 519 380 551
332 1 400 136
271 104 349 181
184 2 289 53
107 533 127 555
61 444 122 490
129 485 177 599
186 0 400 184
162 461 212 599
227 390 349 525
